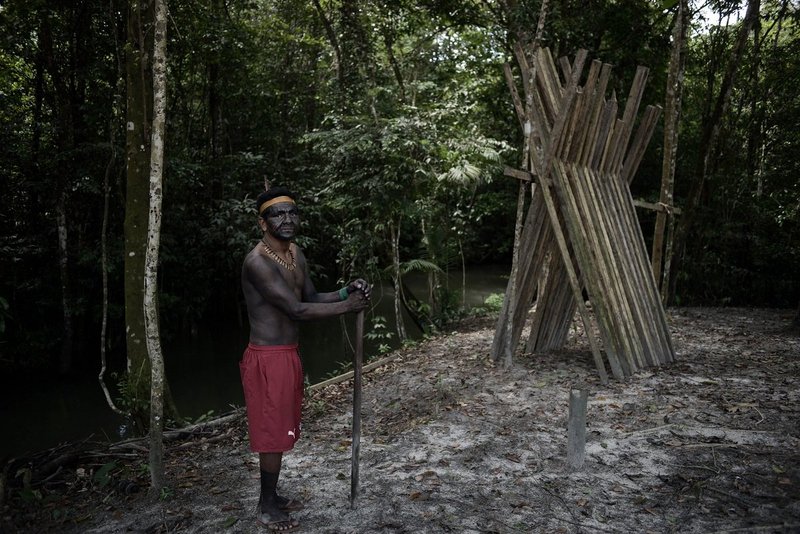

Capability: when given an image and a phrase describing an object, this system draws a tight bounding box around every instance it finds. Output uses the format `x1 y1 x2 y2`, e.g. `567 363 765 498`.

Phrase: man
240 186 370 531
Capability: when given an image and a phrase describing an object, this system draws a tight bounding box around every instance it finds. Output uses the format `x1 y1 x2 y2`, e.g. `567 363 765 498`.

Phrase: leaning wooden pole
350 310 365 509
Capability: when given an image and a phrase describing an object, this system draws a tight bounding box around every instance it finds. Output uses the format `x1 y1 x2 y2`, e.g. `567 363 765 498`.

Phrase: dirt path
4 307 799 533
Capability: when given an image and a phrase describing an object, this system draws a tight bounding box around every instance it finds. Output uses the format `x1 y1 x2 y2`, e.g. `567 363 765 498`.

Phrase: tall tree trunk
312 0 342 89
383 29 405 102
667 0 760 303
100 124 125 416
125 0 155 429
146 0 168 494
56 191 73 374
313 0 371 113
390 219 407 342
208 0 223 200
652 0 689 298
746 10 763 196
39 10 76 374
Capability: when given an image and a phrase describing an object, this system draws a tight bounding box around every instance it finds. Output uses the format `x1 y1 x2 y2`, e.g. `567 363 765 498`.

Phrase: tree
666 0 761 303
121 0 182 431
652 0 690 298
145 0 168 494
124 0 156 427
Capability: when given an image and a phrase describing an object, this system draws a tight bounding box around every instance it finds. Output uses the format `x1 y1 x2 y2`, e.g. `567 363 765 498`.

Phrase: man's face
261 201 300 241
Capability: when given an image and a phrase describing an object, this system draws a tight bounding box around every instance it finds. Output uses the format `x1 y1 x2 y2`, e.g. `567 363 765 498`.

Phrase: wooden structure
492 47 675 382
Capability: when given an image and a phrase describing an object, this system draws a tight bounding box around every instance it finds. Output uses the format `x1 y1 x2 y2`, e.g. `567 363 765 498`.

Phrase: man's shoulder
243 246 271 273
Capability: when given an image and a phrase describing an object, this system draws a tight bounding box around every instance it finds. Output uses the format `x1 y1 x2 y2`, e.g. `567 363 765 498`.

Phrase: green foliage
93 461 118 489
221 516 239 529
364 315 395 355
484 293 505 311
672 4 800 305
159 486 174 501
112 371 148 428
0 0 798 386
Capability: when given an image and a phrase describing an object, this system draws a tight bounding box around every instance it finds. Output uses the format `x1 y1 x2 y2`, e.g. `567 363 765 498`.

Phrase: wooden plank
573 163 644 372
526 49 611 382
609 66 649 173
600 118 625 174
512 42 533 103
491 186 550 361
503 62 526 129
559 55 572 82
542 47 565 93
504 166 535 182
578 63 613 167
608 170 676 363
585 165 657 368
567 388 589 470
552 161 627 377
633 198 682 215
603 165 674 364
570 163 645 372
568 60 602 162
621 104 662 184
590 99 617 170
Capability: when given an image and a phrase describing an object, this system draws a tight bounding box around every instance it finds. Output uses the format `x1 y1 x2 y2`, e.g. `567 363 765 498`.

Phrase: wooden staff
350 310 364 509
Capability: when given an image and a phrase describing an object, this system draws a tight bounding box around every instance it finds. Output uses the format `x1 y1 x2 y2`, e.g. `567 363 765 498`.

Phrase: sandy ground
3 307 799 533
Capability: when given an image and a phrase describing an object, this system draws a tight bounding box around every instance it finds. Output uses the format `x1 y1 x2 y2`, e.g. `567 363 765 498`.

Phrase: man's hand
345 286 369 312
347 279 371 301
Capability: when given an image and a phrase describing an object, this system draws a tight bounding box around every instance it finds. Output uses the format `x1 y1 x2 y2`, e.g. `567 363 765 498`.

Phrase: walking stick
350 310 364 509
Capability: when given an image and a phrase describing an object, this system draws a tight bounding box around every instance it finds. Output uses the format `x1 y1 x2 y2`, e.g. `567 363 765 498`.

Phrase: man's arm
244 252 367 320
296 246 371 304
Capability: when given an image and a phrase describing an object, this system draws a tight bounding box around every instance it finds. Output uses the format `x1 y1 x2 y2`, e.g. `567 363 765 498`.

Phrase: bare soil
3 307 799 533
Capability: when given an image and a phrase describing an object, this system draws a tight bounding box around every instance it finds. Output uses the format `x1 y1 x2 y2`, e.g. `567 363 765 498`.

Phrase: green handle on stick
350 310 364 509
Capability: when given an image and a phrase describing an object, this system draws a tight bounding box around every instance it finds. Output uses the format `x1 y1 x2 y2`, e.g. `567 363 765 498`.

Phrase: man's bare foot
274 493 304 512
257 506 299 532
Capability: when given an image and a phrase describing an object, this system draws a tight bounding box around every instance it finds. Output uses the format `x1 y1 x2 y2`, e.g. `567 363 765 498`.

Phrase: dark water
1 265 509 458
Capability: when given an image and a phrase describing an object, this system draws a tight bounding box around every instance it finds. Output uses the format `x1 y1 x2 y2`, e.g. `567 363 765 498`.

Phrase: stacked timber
492 47 675 382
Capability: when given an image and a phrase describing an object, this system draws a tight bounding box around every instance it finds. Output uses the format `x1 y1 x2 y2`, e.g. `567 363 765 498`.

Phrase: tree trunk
667 0 760 303
383 29 405 102
146 0 168 495
125 0 155 428
208 0 223 200
746 10 763 196
56 191 73 375
312 0 342 90
652 0 689 297
100 125 125 416
39 10 77 374
390 219 407 342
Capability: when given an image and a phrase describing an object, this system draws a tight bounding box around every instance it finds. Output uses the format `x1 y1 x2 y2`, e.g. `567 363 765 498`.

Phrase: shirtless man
240 186 370 531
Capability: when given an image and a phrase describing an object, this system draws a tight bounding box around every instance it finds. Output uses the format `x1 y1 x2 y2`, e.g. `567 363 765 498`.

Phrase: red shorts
239 343 303 453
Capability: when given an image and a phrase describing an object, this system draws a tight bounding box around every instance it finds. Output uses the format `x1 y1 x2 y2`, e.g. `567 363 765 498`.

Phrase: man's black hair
256 187 295 218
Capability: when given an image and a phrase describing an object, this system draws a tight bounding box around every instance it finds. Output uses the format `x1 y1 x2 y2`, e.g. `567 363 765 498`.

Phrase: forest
1 0 799 454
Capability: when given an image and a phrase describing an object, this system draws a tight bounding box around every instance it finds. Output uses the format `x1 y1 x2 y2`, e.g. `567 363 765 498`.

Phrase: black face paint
264 202 300 241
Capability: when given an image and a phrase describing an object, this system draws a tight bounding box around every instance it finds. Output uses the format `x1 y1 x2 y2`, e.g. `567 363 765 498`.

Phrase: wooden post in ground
567 388 589 470
350 311 364 509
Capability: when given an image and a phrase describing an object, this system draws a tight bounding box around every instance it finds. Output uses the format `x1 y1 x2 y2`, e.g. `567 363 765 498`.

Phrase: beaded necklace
261 238 295 271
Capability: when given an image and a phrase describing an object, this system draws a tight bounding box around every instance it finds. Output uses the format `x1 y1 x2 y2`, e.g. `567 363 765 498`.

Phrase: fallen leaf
221 516 238 528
